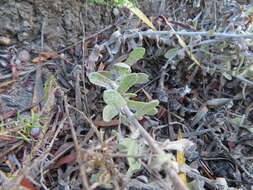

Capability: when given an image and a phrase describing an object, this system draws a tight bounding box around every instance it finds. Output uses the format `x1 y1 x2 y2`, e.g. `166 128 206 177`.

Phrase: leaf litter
0 0 253 190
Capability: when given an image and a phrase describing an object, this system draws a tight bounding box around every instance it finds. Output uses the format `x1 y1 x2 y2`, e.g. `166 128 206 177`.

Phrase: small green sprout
16 111 42 142
88 47 159 122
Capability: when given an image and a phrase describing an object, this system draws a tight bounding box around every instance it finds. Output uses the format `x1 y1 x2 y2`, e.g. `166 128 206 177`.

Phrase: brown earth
0 0 115 50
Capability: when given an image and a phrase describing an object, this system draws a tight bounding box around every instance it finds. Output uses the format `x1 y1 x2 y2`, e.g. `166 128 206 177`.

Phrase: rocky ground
0 0 253 190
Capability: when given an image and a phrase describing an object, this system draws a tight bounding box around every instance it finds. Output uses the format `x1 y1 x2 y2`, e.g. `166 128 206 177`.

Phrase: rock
18 49 31 62
0 36 11 45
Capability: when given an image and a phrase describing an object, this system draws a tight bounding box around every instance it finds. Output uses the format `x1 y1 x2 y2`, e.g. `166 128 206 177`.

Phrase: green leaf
88 72 116 88
135 73 149 83
120 138 142 176
124 93 137 98
247 6 253 14
125 48 145 66
103 105 119 122
127 100 157 115
150 153 173 170
247 128 253 133
103 89 127 110
242 64 253 79
127 100 145 110
97 71 114 78
207 29 215 35
113 62 131 75
117 73 149 93
164 48 179 59
222 72 232 80
133 100 159 118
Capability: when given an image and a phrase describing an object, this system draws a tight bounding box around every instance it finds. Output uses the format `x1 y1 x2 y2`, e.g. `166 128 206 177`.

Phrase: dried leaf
161 139 194 152
0 36 11 45
32 52 58 63
0 79 16 88
86 45 101 73
117 0 156 30
11 64 18 79
93 119 119 127
206 98 232 107
0 110 17 120
53 152 77 168
176 130 187 184
98 62 105 71
165 21 200 65
20 177 38 190
191 105 208 127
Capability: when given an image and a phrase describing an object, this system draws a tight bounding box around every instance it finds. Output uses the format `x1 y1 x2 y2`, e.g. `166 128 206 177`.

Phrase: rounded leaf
88 72 116 88
125 48 145 66
103 105 119 122
117 73 149 94
113 62 131 75
133 100 159 118
165 48 179 60
103 89 127 110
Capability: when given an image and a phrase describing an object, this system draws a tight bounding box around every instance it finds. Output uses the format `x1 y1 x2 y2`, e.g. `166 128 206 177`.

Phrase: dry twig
64 96 91 190
122 106 189 190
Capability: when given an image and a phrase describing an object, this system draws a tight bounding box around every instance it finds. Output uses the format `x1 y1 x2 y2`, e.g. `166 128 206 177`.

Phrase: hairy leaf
88 72 116 88
125 48 145 66
120 138 142 176
165 48 179 60
103 105 119 122
150 153 173 170
133 100 159 118
135 73 149 83
124 93 137 98
117 73 149 93
222 72 232 80
127 100 157 115
103 89 127 110
97 71 114 78
113 62 131 75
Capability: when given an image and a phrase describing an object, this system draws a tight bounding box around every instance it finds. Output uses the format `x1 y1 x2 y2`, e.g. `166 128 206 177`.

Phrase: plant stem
122 106 189 190
123 30 253 39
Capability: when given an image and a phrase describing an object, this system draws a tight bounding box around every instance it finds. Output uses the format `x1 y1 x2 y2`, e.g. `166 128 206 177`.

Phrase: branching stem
122 106 189 190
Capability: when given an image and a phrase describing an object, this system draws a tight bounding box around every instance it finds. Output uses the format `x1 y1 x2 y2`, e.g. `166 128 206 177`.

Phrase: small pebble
113 8 120 16
18 49 31 62
30 127 40 137
0 58 8 67
0 36 11 45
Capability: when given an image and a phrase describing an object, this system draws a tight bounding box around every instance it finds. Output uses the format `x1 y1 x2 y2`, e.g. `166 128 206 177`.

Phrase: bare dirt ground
1 0 253 190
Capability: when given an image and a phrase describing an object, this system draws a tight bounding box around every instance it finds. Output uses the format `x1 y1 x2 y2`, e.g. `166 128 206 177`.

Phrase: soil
1 1 253 190
0 0 114 50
